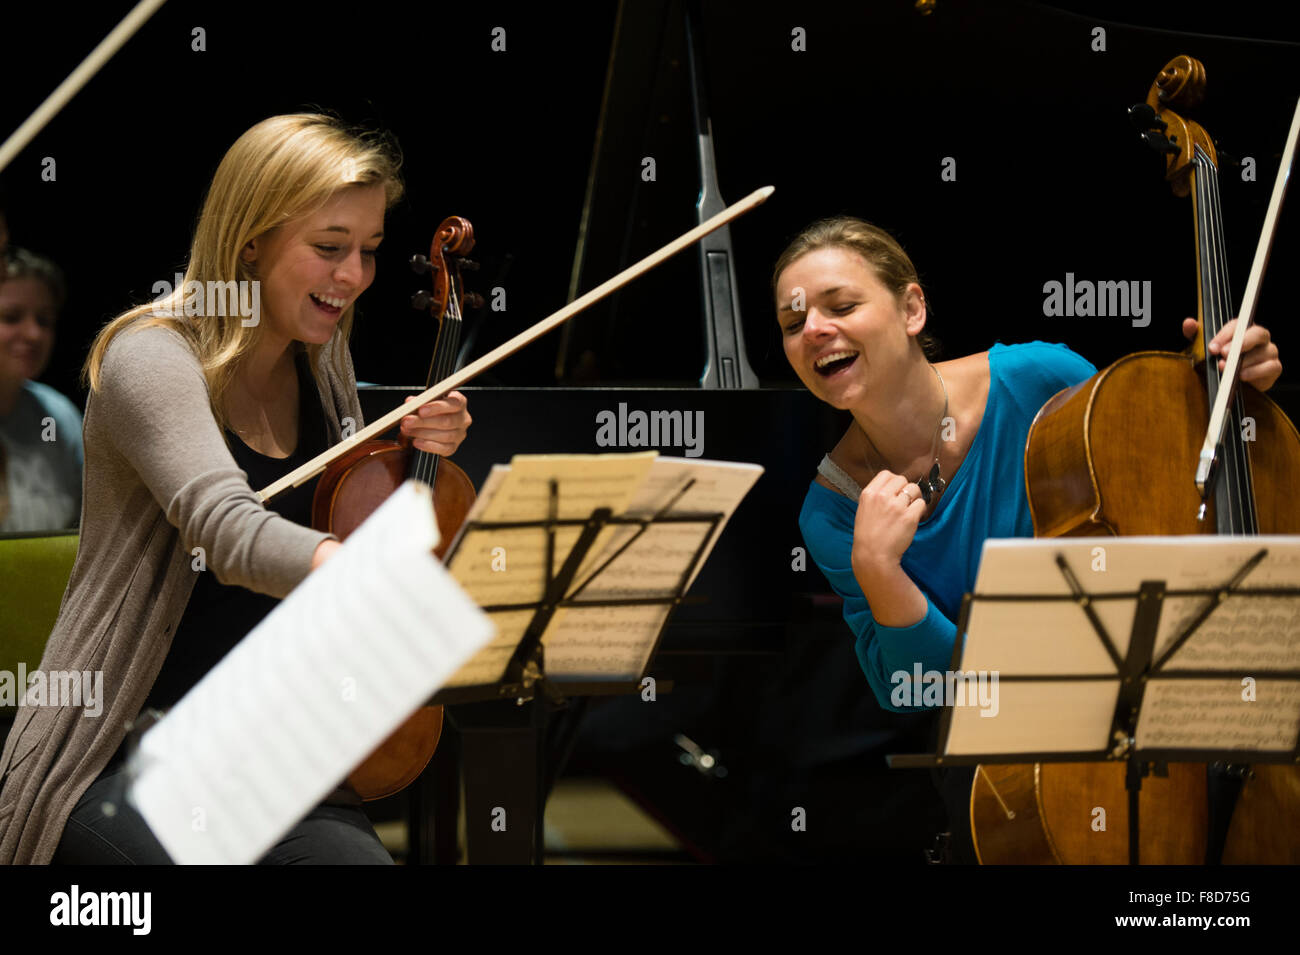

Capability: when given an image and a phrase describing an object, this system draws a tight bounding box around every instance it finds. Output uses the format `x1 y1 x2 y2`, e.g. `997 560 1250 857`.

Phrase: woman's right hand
850 470 929 628
311 539 342 570
850 470 926 576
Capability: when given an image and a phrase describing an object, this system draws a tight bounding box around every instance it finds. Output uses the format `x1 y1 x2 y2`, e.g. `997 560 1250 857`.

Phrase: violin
970 56 1300 864
313 216 480 801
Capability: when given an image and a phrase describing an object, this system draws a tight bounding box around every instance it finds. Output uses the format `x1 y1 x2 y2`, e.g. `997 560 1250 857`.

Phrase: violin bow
1196 97 1300 500
0 0 169 174
258 185 775 501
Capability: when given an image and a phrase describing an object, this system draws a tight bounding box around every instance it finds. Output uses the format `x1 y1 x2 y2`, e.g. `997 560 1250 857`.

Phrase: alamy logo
890 664 999 717
50 885 151 935
595 403 704 457
151 273 260 326
0 665 103 718
1042 273 1151 327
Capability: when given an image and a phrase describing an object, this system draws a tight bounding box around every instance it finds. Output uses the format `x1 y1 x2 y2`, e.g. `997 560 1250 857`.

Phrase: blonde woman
0 114 471 864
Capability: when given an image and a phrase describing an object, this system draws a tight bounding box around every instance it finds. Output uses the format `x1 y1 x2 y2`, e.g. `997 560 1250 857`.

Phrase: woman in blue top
776 216 1282 859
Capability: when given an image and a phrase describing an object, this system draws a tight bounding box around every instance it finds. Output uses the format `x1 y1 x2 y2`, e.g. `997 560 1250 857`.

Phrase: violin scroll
409 215 477 320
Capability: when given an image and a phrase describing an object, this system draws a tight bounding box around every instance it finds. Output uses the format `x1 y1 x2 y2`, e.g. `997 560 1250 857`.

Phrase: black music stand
888 538 1300 865
420 477 726 864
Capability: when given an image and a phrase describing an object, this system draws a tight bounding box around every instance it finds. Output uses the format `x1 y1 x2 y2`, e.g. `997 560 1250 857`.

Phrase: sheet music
974 535 1300 596
448 526 585 607
573 457 762 592
1138 679 1300 752
442 609 536 687
1155 594 1300 670
444 453 762 688
968 536 1300 672
949 536 1300 757
128 482 496 864
474 452 657 521
543 603 673 680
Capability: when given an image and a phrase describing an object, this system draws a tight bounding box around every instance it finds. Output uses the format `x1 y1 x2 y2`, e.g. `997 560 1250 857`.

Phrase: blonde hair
772 217 940 360
83 113 404 429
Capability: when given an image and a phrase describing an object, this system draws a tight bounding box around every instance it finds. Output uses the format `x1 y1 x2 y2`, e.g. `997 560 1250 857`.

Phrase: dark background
1 0 1296 407
3 0 1296 864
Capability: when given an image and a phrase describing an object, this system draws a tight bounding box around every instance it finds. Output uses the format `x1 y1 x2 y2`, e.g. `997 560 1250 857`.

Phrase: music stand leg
451 701 540 865
1205 761 1246 865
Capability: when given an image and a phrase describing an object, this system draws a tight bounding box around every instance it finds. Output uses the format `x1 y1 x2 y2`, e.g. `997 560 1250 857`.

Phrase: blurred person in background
0 246 83 532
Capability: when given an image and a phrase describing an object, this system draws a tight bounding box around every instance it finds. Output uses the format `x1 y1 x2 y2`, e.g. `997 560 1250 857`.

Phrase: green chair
0 531 79 718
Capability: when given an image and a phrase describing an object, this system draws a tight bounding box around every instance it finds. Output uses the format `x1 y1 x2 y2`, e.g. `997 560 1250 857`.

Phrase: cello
314 215 480 801
970 56 1300 864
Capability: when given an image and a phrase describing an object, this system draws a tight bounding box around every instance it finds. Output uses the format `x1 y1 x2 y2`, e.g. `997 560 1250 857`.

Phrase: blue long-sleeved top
798 341 1098 711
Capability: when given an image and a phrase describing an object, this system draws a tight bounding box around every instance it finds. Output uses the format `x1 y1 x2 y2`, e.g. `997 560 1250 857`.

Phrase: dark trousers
52 758 393 865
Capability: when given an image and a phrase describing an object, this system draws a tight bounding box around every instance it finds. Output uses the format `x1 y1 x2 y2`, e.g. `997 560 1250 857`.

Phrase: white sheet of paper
127 481 496 864
945 681 1119 755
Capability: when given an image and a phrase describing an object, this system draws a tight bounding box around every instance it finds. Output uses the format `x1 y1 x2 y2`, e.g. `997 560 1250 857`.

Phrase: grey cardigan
0 324 363 864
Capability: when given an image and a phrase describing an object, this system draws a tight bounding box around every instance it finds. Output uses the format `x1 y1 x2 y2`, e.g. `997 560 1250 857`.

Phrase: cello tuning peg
1215 144 1241 167
1128 103 1167 132
1141 130 1181 156
410 290 434 311
463 292 485 310
410 254 438 274
454 257 481 271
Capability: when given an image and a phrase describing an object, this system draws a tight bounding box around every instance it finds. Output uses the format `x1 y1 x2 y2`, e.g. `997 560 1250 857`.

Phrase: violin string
415 276 465 488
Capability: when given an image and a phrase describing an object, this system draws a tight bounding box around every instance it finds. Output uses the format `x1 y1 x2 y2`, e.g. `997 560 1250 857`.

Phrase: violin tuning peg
463 292 485 310
410 254 438 274
410 290 434 311
455 257 481 272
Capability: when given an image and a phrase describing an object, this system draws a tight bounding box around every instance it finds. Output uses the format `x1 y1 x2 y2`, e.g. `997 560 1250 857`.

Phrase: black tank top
143 351 329 711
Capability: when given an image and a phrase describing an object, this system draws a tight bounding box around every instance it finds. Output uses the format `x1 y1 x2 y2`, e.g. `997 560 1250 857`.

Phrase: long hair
83 113 404 430
772 216 940 360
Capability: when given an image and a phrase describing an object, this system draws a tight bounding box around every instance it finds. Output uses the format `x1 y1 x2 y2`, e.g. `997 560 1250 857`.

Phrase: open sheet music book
443 452 763 686
943 535 1300 759
127 481 496 864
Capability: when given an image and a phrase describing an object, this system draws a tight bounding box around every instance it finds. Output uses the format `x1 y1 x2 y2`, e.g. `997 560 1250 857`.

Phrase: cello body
970 350 1300 863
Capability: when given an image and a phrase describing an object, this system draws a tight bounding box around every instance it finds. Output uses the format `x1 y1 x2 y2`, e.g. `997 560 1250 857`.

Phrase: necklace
860 363 949 505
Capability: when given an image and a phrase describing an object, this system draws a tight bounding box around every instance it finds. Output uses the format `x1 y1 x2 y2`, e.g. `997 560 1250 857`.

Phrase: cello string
1197 152 1239 533
1206 157 1258 537
1212 154 1257 533
1207 155 1245 534
1205 152 1257 534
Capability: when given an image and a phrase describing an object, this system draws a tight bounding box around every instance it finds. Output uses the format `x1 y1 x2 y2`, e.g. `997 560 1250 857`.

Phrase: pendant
928 462 946 495
915 463 945 505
